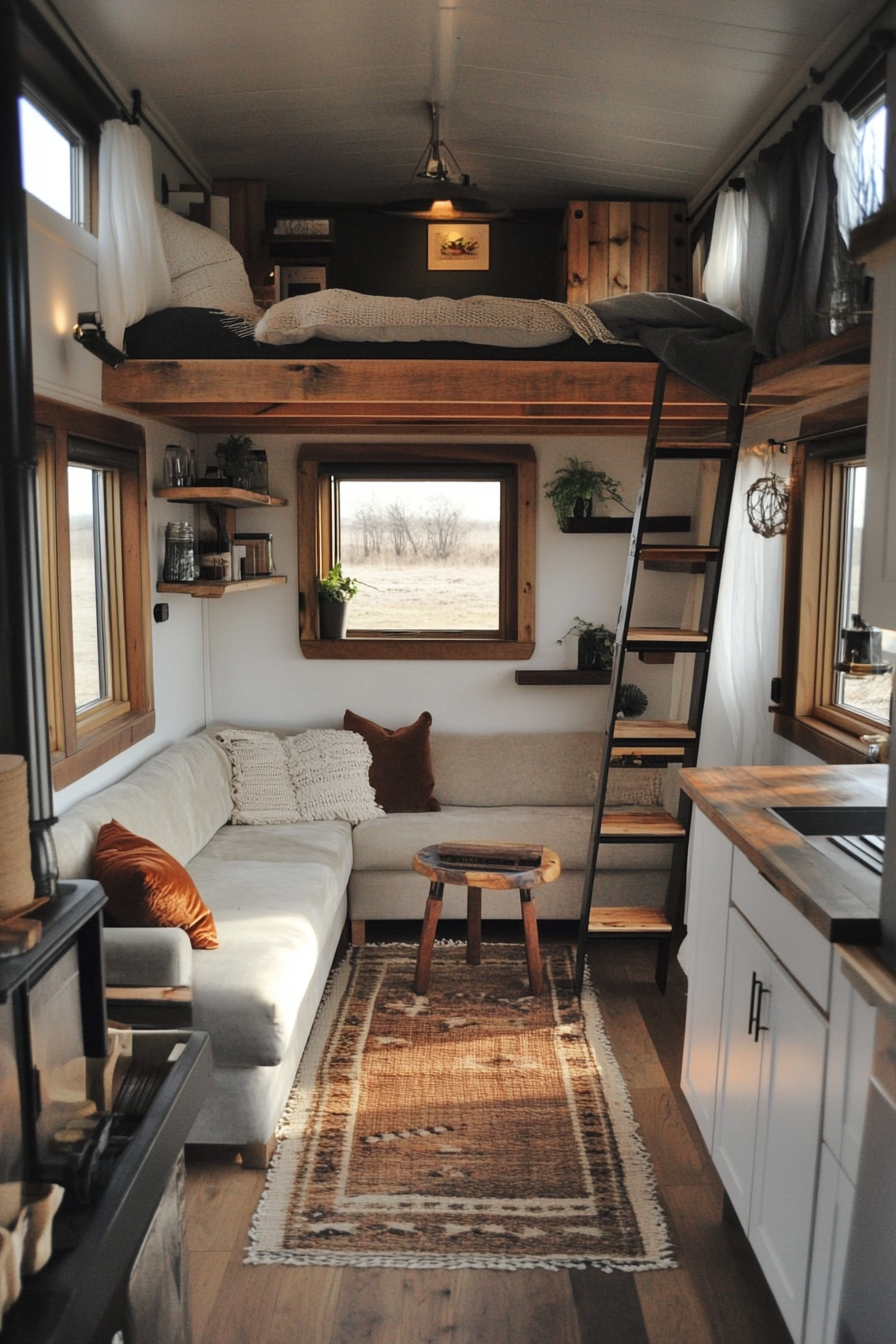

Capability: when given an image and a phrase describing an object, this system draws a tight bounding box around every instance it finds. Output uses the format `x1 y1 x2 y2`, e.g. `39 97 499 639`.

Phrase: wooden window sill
773 711 871 765
51 709 156 789
300 638 535 661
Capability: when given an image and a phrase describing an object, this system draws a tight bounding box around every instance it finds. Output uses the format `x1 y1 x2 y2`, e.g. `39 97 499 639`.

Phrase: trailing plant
544 457 628 525
557 618 614 670
318 562 359 603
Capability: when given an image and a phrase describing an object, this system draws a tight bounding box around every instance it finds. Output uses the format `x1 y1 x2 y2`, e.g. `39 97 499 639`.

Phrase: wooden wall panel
563 200 688 302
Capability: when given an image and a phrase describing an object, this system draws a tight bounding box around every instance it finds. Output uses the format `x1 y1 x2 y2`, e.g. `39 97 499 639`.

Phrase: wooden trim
35 396 154 789
773 712 867 766
515 670 610 685
297 443 536 659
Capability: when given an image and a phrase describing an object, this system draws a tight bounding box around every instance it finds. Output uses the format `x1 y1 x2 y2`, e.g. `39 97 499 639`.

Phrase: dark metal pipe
0 0 58 895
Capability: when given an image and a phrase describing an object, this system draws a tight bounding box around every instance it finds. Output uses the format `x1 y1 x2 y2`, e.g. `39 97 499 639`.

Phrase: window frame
775 420 882 764
19 89 89 229
297 443 536 660
35 397 154 787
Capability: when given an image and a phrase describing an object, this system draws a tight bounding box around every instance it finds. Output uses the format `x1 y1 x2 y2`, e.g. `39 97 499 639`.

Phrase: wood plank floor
184 932 793 1344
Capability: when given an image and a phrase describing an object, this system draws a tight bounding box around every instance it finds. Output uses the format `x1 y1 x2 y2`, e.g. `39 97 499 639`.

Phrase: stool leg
413 881 444 994
519 889 543 994
466 886 482 965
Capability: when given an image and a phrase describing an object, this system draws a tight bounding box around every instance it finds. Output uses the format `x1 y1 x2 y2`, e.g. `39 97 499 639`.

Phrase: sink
767 806 886 836
767 806 886 879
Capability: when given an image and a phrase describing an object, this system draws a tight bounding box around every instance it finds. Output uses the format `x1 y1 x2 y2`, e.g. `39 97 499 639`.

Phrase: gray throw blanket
589 293 755 407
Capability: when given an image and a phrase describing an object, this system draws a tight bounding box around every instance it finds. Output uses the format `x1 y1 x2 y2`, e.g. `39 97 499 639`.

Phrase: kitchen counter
680 763 886 943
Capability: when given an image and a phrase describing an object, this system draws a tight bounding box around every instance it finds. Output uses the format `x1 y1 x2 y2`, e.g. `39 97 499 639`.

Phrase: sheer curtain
98 120 170 348
823 101 864 242
703 187 749 318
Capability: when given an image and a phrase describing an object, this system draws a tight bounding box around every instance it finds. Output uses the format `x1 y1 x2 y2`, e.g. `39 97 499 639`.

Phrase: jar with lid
249 449 269 496
163 520 196 583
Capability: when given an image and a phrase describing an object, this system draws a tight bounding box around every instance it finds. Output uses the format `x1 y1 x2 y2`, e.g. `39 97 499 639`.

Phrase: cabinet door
804 1143 856 1344
680 809 734 1149
712 908 772 1227
750 952 827 1342
824 952 876 1183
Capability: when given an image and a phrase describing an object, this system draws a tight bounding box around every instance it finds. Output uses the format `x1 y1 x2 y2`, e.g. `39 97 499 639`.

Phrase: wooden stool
411 842 561 995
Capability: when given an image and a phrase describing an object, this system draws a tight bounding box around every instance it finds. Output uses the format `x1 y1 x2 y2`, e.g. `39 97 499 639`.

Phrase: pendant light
381 102 509 221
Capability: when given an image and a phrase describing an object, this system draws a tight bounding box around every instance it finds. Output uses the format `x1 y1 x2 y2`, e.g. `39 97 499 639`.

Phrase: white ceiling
53 0 884 209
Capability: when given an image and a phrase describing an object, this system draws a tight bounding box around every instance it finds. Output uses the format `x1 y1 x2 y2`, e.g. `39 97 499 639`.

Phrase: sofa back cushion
430 732 603 808
54 734 233 879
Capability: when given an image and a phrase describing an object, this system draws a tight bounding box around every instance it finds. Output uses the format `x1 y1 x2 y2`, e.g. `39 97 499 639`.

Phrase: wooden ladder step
600 810 686 840
588 906 673 935
640 545 719 573
613 719 696 746
625 627 708 651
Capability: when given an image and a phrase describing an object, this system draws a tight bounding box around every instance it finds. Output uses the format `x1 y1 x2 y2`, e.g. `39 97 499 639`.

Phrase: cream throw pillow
216 730 301 825
283 730 383 824
156 205 262 323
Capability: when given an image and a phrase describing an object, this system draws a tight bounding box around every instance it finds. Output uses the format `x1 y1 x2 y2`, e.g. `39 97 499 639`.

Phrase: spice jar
163 520 196 583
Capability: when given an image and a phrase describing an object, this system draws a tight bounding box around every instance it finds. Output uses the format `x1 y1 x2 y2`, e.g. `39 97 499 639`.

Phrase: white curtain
697 449 789 768
98 120 171 348
703 187 749 318
822 101 863 243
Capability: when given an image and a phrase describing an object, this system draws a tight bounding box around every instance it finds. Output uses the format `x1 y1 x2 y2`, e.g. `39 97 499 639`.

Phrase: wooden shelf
559 515 691 534
515 669 611 685
626 627 708 651
600 811 686 840
154 486 286 507
157 576 286 599
613 719 696 745
588 906 673 935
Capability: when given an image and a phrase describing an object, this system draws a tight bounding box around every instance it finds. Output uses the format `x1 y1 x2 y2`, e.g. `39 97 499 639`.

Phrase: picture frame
427 223 489 271
274 264 329 301
272 217 333 240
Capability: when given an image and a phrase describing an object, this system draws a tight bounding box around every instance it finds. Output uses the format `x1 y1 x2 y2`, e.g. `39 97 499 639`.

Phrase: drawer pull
749 971 771 1041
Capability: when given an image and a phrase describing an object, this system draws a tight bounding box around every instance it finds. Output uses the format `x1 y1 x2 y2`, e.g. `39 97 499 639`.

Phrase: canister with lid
163 520 196 583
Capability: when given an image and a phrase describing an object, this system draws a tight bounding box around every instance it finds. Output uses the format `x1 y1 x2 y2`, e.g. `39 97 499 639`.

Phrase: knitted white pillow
283 729 383 824
216 729 301 825
156 206 262 323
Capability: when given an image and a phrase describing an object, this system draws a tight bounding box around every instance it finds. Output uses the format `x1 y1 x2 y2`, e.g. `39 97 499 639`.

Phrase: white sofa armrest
103 928 193 988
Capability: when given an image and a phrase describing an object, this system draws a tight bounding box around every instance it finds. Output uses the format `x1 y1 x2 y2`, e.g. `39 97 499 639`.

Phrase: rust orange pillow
343 710 440 813
92 820 218 949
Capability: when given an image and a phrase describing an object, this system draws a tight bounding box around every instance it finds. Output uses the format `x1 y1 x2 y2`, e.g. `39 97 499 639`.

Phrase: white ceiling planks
50 0 885 207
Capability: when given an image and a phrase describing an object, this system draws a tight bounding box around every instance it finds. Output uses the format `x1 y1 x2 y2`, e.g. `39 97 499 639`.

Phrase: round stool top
412 842 561 891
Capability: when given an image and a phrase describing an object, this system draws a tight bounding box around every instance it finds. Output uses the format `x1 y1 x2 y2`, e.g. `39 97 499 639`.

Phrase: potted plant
215 433 255 489
558 618 615 671
617 683 649 717
544 457 628 529
317 562 359 639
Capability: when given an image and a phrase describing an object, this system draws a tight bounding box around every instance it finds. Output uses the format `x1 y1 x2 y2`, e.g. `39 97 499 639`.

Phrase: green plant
318 562 359 603
557 618 614 670
544 457 628 525
618 683 649 717
215 433 254 474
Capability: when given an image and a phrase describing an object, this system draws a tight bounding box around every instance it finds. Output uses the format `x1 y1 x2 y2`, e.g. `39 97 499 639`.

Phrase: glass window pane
68 465 107 709
18 97 72 219
858 104 887 223
835 463 894 724
337 479 502 631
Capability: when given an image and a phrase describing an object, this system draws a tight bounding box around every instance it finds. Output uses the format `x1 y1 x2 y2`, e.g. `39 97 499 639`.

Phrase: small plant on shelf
617 683 649 718
544 457 628 527
215 433 254 489
318 562 359 603
558 618 614 671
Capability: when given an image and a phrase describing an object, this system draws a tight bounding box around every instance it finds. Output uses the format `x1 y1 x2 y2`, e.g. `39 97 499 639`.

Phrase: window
776 428 894 763
36 397 154 787
297 444 536 659
19 95 86 225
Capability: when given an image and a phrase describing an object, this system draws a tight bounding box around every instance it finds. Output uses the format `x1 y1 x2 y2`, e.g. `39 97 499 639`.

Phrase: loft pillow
283 729 383 823
343 710 440 813
92 820 218 949
215 729 301 824
155 205 262 323
254 289 591 348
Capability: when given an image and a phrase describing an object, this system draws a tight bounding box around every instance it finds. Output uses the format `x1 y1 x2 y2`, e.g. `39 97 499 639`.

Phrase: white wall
201 430 700 734
26 193 208 813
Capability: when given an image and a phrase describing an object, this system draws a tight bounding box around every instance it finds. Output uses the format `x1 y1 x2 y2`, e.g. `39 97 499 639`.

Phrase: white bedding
253 288 621 347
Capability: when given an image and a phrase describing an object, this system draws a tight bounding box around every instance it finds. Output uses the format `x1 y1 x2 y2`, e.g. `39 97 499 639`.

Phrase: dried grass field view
338 480 501 630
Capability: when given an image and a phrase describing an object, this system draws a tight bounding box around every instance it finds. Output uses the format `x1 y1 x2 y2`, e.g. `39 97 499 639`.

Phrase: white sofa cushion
53 734 233 878
104 927 193 987
430 733 602 807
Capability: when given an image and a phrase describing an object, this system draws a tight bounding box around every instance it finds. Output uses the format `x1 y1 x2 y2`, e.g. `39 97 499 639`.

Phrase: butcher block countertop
680 764 887 944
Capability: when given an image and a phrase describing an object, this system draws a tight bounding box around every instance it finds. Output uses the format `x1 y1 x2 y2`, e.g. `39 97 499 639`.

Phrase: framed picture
275 264 329 301
272 217 333 240
428 223 489 271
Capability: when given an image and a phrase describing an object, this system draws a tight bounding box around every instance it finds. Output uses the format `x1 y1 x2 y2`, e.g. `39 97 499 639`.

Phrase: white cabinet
712 906 827 1340
680 809 734 1150
804 1142 857 1344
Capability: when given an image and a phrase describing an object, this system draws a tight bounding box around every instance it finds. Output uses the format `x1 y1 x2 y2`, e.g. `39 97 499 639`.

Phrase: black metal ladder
574 363 746 996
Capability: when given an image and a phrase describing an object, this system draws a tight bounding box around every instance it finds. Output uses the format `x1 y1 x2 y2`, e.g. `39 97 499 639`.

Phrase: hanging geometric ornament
746 472 789 538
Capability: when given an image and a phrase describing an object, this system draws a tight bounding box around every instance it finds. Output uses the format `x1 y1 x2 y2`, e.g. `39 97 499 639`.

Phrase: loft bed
100 302 872 438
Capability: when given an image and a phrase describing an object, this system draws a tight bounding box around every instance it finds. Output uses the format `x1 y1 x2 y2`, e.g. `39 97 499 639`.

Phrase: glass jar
249 449 269 495
163 520 196 583
163 444 190 488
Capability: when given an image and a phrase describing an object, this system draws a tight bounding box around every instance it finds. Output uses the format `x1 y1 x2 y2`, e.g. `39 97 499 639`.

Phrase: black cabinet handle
748 972 771 1041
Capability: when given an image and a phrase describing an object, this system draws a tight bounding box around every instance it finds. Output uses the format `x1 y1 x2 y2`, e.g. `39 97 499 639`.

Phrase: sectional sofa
52 726 677 1164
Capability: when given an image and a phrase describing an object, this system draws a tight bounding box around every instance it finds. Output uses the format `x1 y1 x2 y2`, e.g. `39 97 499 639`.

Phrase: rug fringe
244 1247 662 1272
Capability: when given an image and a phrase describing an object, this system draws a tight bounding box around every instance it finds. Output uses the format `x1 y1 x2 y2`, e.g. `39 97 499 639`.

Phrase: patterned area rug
248 943 674 1272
